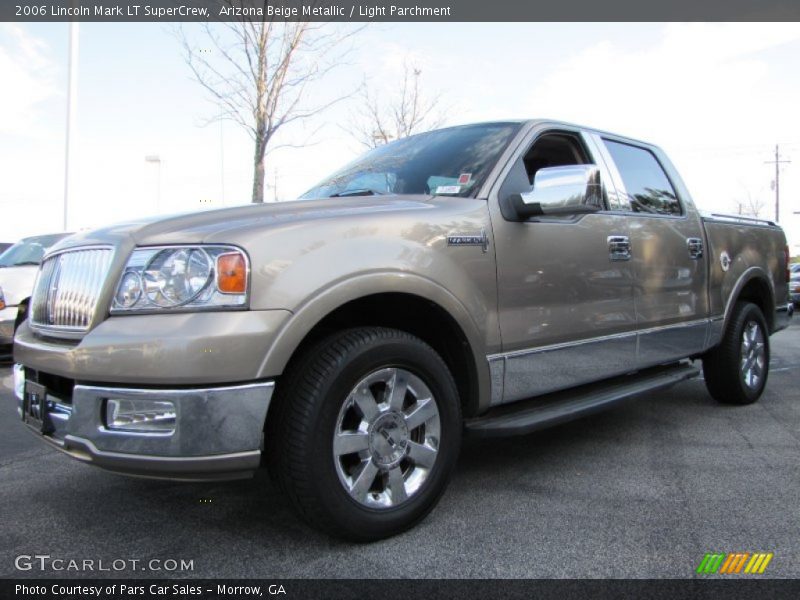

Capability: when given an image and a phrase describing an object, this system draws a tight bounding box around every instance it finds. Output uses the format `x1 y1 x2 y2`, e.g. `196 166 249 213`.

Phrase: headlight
111 245 248 313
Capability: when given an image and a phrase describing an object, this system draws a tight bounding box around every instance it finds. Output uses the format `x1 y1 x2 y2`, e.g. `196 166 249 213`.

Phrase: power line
764 145 791 222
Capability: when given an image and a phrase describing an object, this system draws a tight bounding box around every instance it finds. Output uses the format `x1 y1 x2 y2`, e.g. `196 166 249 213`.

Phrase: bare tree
179 10 359 202
734 186 766 218
352 61 445 148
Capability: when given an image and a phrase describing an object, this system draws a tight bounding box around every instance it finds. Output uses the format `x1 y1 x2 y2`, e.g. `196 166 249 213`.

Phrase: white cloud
527 23 800 139
523 23 800 245
0 24 59 136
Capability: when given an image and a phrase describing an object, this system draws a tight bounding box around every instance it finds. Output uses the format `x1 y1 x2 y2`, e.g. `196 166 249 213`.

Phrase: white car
0 233 72 354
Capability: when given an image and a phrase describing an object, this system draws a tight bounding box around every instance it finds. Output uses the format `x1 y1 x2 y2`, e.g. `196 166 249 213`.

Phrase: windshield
0 234 70 268
300 122 522 199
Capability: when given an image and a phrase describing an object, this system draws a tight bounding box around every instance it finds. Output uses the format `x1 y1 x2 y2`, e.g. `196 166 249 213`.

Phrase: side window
603 139 681 216
523 134 588 184
499 132 598 199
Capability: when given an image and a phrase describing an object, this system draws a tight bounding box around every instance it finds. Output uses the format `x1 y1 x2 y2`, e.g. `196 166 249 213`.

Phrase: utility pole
764 145 791 222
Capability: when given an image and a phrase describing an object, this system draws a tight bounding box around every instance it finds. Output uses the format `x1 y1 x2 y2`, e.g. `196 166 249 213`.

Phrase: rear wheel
267 327 461 541
703 301 769 405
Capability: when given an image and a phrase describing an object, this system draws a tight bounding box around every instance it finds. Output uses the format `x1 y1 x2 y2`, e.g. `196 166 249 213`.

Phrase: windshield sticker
458 173 472 185
435 185 462 194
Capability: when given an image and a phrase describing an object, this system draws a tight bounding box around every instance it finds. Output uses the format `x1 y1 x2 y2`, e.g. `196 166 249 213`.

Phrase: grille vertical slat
30 248 113 333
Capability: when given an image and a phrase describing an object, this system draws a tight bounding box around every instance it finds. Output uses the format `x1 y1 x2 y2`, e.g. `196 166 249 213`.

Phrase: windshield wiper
329 188 385 198
10 261 40 267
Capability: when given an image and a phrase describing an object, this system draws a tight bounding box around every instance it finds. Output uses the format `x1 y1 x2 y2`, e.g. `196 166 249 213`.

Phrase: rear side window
603 139 681 215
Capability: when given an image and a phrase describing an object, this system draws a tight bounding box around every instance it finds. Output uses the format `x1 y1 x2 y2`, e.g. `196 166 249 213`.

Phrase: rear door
592 135 709 367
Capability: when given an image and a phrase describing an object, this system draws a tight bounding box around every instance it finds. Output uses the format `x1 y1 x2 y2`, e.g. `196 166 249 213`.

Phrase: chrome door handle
608 235 631 261
687 237 703 259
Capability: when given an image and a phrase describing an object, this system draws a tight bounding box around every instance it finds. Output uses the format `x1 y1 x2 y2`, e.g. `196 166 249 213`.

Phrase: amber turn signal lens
216 253 247 294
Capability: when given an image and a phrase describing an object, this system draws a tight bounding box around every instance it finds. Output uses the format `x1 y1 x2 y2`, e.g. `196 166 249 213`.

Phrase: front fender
256 271 494 411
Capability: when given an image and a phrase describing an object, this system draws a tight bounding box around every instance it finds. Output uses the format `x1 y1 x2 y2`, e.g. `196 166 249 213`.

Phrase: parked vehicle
0 233 72 356
13 121 793 540
790 266 800 307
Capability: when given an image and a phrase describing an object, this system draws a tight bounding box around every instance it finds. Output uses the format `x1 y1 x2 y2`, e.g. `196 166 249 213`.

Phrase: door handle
687 237 703 259
608 235 631 261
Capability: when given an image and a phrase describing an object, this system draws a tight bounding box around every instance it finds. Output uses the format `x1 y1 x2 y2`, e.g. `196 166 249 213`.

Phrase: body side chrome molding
487 318 714 406
487 317 711 363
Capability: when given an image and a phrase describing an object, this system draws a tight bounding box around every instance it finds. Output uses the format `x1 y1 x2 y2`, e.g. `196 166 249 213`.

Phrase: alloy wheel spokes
387 466 408 503
407 441 437 468
740 320 766 389
404 396 437 431
333 431 370 456
386 369 409 411
350 460 379 501
333 367 441 508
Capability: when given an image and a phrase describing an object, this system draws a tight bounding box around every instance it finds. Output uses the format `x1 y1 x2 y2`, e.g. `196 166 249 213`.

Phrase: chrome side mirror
507 164 603 221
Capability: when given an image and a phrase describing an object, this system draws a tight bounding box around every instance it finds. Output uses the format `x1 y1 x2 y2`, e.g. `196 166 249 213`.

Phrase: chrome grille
30 247 113 333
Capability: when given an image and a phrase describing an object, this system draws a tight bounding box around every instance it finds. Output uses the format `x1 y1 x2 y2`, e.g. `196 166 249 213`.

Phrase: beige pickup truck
14 120 793 540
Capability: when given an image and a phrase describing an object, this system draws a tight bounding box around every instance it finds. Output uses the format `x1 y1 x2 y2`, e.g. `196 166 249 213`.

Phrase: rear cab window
602 139 682 216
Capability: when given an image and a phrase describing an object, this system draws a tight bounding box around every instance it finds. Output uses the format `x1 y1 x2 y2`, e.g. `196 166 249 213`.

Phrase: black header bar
3 579 800 600
4 0 800 22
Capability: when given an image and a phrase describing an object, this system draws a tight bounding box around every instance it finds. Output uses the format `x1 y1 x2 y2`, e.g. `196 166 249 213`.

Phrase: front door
488 127 638 405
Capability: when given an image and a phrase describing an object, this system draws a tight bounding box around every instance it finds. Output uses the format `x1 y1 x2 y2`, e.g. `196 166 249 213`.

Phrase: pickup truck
13 120 793 541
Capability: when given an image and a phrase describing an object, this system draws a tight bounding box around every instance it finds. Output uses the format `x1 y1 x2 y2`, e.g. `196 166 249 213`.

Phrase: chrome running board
465 362 700 438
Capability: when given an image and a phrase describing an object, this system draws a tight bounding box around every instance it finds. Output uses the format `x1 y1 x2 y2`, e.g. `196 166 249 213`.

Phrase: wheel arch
258 274 489 417
723 267 775 334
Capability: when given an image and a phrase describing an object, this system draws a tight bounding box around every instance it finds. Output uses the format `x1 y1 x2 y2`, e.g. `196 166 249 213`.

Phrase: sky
1 22 799 253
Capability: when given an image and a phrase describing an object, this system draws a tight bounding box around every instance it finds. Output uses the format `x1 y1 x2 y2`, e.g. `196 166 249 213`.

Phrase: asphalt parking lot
1 321 799 579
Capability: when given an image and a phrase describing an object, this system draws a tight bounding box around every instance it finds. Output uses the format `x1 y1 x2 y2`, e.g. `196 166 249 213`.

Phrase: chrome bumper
775 302 794 332
14 365 274 481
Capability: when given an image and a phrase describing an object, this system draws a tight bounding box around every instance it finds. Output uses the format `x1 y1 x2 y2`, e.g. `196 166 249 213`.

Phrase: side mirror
507 164 603 221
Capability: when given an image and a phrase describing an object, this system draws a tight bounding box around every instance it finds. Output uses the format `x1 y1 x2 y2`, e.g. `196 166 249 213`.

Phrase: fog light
105 398 176 433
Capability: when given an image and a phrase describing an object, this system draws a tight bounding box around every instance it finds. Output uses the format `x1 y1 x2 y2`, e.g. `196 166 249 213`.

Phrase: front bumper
13 309 291 385
14 365 274 481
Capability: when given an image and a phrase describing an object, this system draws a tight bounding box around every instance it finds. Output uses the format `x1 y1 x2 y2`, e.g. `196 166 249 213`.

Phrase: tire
702 301 770 405
267 327 461 541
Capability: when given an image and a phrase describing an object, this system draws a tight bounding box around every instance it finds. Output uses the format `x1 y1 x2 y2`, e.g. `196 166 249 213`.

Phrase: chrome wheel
333 367 440 509
740 320 766 390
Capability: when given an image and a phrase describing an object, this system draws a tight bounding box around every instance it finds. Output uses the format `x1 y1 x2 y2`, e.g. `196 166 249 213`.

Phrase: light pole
63 21 79 231
220 116 226 205
145 155 162 213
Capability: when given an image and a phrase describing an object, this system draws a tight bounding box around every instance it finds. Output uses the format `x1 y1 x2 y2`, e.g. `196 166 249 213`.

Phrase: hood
0 265 39 306
49 195 437 252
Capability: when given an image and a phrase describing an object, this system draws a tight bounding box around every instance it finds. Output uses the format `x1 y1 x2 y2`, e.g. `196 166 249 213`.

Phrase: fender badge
447 230 488 253
720 251 731 272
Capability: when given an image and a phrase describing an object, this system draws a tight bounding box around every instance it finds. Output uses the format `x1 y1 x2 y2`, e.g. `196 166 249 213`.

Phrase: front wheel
703 301 770 405
267 327 461 541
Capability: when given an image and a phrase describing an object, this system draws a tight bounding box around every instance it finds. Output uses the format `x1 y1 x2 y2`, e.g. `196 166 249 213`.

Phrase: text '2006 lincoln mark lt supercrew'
13 121 793 540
